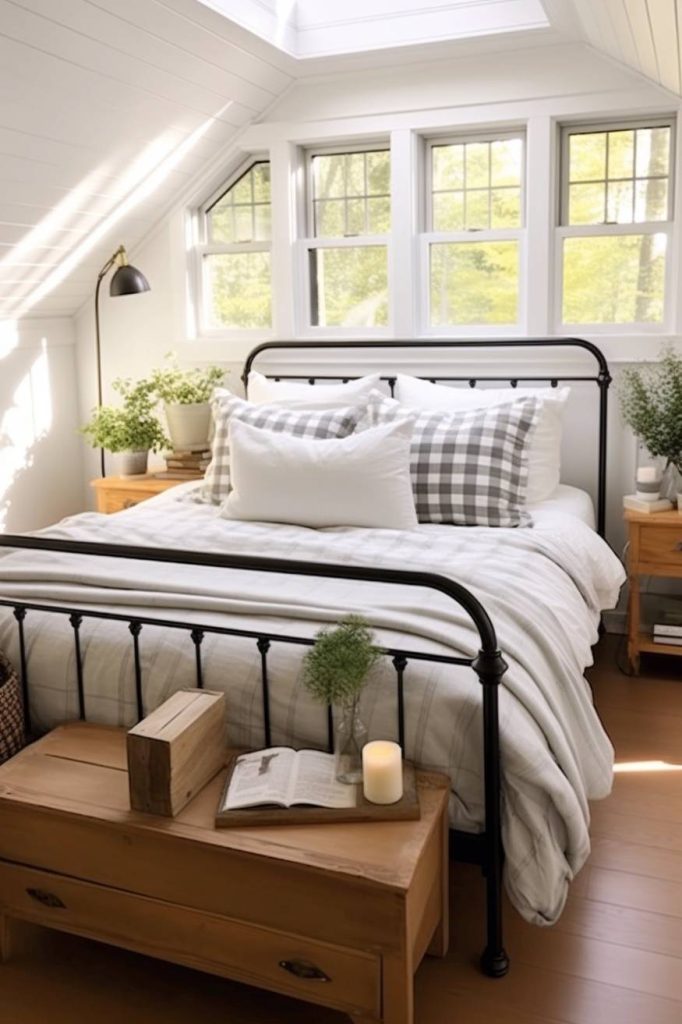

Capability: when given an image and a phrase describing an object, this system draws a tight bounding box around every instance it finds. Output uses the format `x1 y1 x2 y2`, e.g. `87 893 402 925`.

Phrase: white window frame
298 141 392 337
194 156 274 339
556 117 676 335
420 128 527 337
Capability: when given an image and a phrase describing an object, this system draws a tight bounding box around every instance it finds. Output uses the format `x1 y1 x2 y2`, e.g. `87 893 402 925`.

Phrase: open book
220 747 358 812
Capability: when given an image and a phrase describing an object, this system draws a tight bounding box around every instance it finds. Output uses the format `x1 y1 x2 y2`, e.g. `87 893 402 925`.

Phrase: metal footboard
0 534 510 977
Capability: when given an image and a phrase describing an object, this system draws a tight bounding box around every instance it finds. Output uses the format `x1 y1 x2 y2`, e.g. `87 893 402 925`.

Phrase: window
306 147 390 328
425 133 524 329
559 121 673 327
200 161 271 330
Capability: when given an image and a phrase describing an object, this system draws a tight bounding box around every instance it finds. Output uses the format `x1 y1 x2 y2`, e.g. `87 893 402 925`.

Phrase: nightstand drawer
100 490 150 514
639 524 682 568
0 859 380 1017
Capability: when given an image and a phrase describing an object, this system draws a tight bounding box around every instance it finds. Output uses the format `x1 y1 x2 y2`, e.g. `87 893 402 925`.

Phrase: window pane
491 138 522 186
491 188 521 228
367 151 390 194
607 130 634 179
346 198 366 235
465 190 489 230
430 241 519 325
313 155 345 198
207 162 270 244
466 143 489 188
347 152 366 196
205 253 271 329
315 199 345 237
606 181 633 223
636 127 670 177
432 191 464 231
569 133 606 182
432 144 464 191
310 246 388 327
569 183 605 224
562 234 666 324
635 178 668 221
367 196 391 233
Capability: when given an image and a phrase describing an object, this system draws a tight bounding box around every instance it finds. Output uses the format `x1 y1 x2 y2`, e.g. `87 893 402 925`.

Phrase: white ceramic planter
114 450 149 477
164 402 211 451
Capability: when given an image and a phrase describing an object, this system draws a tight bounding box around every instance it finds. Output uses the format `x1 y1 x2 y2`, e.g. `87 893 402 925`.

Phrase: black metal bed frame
0 337 611 981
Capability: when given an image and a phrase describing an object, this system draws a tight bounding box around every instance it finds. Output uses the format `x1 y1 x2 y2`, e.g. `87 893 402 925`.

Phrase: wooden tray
215 756 420 828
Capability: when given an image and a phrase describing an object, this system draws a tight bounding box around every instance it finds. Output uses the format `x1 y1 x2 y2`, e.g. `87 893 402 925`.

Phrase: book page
290 750 358 809
222 748 295 810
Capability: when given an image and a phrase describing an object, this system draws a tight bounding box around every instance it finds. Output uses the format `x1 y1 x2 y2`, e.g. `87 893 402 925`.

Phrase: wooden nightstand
90 475 187 514
625 508 682 673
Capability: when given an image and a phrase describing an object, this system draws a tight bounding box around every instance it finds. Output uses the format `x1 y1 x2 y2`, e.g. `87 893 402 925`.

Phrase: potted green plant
82 379 168 476
147 356 226 451
619 347 682 505
302 615 380 783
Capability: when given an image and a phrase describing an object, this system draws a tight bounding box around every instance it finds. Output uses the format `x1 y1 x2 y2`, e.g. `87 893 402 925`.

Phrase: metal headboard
242 338 611 538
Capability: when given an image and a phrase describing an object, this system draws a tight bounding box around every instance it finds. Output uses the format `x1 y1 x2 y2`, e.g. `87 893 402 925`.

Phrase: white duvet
0 486 624 925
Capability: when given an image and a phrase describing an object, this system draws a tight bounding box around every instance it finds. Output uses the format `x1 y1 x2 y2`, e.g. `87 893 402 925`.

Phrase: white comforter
0 487 625 925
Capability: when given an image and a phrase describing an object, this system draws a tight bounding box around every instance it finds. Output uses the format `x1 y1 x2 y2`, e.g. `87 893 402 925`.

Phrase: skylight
198 0 550 58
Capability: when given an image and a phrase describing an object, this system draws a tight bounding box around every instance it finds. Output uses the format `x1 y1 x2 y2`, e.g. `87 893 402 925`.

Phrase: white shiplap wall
0 0 295 320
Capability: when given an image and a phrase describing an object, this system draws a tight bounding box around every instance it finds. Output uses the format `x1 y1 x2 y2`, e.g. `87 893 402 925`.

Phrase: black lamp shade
109 263 150 297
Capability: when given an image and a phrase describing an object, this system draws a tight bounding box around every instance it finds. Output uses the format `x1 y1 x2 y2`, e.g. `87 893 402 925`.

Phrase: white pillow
222 418 418 530
247 371 382 408
394 375 570 504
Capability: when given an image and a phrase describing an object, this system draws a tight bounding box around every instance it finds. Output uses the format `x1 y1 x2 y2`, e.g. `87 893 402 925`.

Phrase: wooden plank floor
0 637 680 1024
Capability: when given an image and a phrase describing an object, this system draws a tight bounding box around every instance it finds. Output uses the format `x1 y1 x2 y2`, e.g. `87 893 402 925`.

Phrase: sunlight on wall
7 104 232 320
614 760 682 773
0 340 53 530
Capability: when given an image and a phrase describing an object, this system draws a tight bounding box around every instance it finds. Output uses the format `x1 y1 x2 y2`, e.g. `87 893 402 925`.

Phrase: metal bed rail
0 535 509 977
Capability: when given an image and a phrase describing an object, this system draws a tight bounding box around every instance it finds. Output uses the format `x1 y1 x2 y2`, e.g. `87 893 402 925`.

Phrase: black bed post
472 646 510 978
596 363 611 539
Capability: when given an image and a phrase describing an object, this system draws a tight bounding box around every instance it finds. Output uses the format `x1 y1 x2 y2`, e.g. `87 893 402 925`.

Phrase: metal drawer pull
279 959 331 982
676 542 682 552
26 888 66 909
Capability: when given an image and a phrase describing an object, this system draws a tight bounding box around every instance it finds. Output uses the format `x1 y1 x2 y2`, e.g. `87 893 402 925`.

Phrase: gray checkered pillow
362 392 539 527
201 391 366 504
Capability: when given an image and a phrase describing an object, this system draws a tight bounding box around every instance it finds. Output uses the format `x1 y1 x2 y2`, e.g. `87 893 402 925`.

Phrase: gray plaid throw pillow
362 392 539 527
201 391 366 504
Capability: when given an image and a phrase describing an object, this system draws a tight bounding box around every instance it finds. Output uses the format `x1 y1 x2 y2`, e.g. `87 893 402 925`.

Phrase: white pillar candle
636 466 660 483
362 741 403 805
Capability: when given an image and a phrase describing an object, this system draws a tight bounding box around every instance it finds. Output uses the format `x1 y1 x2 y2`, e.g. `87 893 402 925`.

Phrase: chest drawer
0 859 380 1017
638 524 682 569
99 490 149 513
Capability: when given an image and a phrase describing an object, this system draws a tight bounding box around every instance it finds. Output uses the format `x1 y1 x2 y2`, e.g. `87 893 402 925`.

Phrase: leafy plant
302 616 380 707
619 347 682 470
81 377 168 453
146 355 225 405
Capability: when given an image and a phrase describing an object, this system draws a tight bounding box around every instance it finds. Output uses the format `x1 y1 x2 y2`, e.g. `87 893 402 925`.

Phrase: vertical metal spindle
392 654 407 752
257 637 272 747
69 613 86 721
13 606 31 735
191 628 205 688
128 621 144 722
387 376 397 397
327 704 334 754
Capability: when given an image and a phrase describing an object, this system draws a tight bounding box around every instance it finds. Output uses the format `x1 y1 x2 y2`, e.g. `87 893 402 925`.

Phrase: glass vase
334 698 368 784
661 462 681 507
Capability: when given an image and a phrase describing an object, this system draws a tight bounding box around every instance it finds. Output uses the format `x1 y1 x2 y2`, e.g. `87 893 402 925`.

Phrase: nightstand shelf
625 509 682 673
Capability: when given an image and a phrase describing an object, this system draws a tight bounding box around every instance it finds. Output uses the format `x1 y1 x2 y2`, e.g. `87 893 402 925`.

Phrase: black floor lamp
94 244 150 476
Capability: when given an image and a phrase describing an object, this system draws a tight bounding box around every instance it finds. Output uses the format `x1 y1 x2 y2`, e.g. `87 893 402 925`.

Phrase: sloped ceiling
0 0 678 322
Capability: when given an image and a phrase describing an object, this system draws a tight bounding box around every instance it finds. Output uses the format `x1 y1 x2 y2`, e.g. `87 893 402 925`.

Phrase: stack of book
155 448 211 480
653 620 682 647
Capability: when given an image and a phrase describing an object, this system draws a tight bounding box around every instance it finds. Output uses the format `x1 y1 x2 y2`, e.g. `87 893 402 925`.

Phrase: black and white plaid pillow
201 391 366 504
363 392 539 527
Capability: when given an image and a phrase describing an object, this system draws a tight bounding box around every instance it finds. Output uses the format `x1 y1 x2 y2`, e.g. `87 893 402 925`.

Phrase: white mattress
529 485 596 530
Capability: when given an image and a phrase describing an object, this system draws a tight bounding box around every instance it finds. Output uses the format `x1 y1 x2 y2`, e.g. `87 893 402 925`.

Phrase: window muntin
200 160 272 331
305 146 390 330
311 150 390 238
431 137 523 231
425 132 524 330
559 120 674 327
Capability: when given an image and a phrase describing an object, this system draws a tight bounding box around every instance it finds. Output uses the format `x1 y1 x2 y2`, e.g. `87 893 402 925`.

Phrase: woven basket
0 650 25 764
